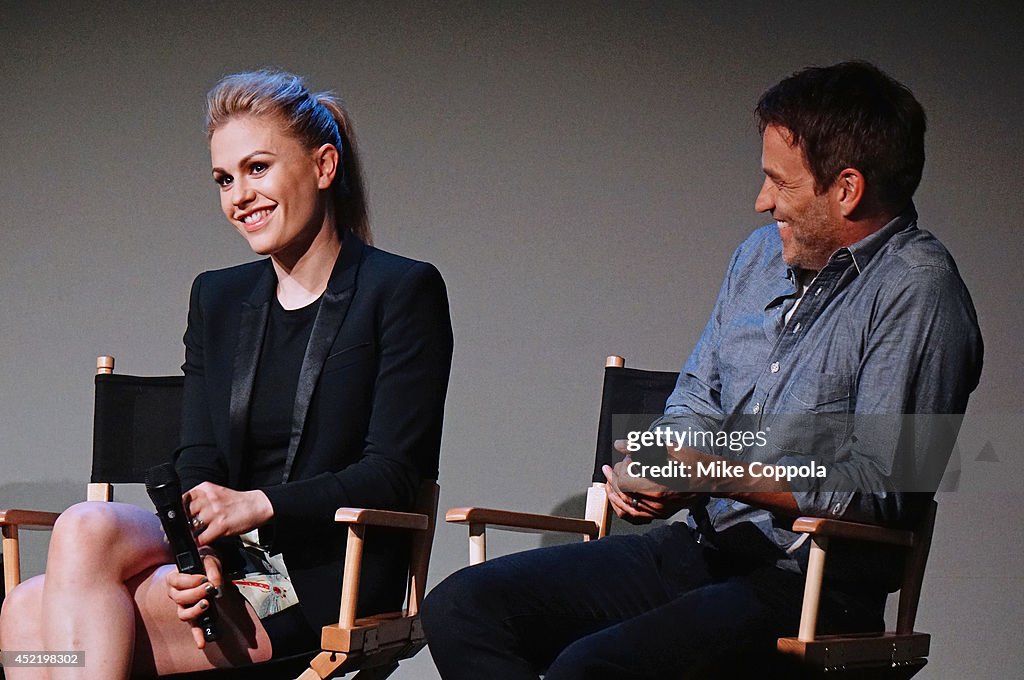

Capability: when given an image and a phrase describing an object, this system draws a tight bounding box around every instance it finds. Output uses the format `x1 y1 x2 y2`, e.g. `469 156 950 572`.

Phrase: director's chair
1 356 438 680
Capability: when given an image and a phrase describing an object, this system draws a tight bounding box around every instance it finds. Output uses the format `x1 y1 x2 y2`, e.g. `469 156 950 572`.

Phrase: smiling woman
0 70 454 678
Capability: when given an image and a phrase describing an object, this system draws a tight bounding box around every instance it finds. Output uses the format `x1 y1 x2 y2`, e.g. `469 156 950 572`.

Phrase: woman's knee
0 575 44 645
47 502 163 579
51 501 125 545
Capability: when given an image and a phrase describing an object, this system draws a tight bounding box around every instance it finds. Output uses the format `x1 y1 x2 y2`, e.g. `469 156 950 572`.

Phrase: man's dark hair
755 61 926 213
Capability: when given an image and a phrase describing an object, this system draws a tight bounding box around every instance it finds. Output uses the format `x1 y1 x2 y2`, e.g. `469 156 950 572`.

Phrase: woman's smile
237 206 276 232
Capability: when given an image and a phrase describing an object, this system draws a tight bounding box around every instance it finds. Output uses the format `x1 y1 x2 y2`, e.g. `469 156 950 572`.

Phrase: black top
244 295 322 490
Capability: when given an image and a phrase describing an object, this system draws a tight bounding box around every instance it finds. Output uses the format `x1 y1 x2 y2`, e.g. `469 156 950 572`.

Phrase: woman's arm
175 272 230 491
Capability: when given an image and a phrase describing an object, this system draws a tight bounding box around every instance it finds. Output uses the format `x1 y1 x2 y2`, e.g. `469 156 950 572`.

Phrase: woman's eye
250 162 268 174
215 174 233 188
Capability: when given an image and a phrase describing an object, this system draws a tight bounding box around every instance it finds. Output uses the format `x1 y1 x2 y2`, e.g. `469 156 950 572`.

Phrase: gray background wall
2 1 1021 677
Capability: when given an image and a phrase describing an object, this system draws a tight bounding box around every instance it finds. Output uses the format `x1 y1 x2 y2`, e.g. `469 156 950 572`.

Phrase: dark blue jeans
422 523 885 679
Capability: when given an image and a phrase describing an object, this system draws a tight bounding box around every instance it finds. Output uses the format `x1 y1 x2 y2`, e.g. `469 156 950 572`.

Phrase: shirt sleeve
781 263 983 525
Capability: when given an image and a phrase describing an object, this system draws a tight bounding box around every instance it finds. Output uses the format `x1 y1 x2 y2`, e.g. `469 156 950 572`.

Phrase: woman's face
210 116 337 260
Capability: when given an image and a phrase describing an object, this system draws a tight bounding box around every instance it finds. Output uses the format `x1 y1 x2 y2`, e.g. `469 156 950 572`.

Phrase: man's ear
834 168 865 217
314 143 340 189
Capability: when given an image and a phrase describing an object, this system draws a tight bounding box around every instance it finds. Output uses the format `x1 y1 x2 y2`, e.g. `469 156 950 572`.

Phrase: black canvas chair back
91 372 184 489
591 361 679 484
446 356 680 561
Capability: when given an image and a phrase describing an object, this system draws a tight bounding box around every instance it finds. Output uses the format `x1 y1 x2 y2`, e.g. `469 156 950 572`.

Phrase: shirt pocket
771 372 854 458
322 342 376 375
790 371 853 413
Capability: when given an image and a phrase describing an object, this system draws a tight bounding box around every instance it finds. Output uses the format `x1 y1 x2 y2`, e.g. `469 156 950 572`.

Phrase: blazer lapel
228 262 276 484
281 232 365 483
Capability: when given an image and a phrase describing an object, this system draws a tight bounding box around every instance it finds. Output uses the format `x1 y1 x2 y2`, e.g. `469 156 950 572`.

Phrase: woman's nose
231 179 255 207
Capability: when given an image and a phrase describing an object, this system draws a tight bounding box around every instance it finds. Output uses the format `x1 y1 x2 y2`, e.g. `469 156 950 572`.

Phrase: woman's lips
240 207 275 232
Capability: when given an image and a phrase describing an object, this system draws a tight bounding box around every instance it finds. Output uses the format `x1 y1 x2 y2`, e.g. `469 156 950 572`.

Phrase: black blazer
175 231 453 629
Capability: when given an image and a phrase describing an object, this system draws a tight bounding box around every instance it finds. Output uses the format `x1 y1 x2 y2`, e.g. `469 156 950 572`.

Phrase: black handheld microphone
145 463 219 642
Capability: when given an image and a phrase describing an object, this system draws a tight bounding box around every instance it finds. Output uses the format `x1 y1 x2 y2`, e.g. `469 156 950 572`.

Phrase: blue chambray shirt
651 206 983 585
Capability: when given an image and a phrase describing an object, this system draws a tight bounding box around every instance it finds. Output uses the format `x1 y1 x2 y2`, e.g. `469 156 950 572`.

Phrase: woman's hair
205 70 371 244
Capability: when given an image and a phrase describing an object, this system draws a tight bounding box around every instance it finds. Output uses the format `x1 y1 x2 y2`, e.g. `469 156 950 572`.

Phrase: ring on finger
191 517 205 530
630 496 639 509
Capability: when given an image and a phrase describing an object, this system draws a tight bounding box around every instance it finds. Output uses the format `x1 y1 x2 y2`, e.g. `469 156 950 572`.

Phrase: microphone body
145 463 219 642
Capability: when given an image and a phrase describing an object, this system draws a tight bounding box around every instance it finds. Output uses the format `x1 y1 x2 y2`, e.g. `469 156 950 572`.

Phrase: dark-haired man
423 62 983 679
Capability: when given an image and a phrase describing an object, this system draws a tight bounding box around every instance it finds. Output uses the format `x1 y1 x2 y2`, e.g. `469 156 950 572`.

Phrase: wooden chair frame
775 502 935 676
446 355 937 678
0 356 439 680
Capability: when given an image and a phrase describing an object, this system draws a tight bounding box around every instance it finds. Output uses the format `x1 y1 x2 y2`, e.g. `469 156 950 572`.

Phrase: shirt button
815 287 823 296
752 402 761 414
792 322 801 333
832 503 843 515
770 361 780 373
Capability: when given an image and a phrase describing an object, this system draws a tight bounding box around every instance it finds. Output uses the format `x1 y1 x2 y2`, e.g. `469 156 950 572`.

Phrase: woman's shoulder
190 259 272 304
357 243 446 292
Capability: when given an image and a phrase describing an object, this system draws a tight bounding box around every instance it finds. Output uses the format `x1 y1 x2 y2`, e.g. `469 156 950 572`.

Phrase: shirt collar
784 203 919 280
844 204 918 273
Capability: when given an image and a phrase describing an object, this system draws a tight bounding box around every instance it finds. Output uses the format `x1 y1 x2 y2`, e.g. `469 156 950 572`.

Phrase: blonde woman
0 70 453 678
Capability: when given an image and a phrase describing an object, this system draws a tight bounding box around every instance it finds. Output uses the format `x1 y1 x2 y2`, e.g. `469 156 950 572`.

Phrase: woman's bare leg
0 575 48 680
38 502 168 679
10 501 273 679
130 564 272 676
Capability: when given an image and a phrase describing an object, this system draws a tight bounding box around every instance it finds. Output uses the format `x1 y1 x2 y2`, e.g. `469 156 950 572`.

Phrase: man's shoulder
884 225 963 273
868 224 972 298
726 223 784 274
738 223 782 251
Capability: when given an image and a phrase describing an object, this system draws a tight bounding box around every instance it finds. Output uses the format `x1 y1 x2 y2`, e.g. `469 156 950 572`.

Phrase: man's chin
781 244 799 268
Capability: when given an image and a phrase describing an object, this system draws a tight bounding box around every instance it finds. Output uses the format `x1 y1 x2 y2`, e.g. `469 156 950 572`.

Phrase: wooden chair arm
445 507 600 539
791 516 915 547
332 506 433 635
0 509 61 529
2 508 61 595
335 508 428 531
446 507 600 566
786 513 925 647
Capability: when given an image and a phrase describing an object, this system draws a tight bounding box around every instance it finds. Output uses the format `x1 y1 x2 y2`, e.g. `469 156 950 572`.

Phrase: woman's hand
165 552 224 650
183 482 274 545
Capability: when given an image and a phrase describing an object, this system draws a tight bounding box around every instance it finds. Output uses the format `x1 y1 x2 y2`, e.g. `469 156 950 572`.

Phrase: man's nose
754 177 774 213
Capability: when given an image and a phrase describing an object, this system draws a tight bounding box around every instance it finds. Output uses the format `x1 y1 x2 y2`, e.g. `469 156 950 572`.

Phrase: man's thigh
463 523 714 670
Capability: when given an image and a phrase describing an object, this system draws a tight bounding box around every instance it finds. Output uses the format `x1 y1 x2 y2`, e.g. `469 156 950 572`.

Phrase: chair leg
298 651 349 679
353 662 399 679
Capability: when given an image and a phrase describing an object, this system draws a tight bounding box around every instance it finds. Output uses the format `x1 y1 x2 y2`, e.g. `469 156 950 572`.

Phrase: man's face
755 125 843 271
